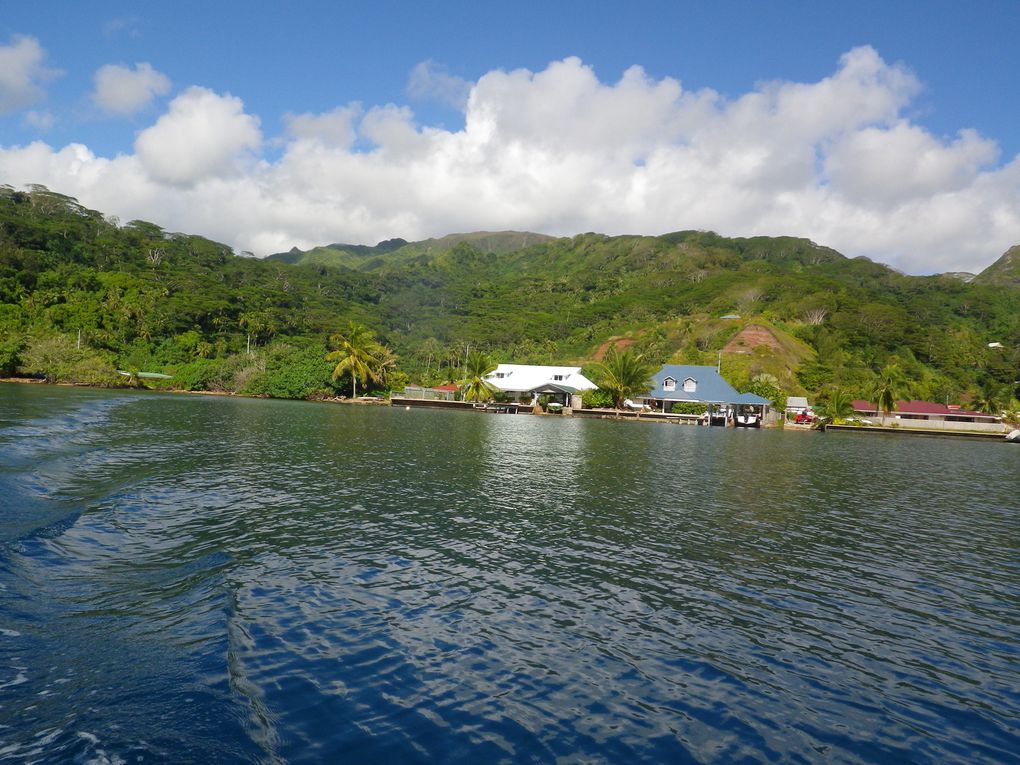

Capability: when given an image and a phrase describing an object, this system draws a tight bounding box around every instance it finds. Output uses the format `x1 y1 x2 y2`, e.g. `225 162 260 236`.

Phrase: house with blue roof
638 365 773 425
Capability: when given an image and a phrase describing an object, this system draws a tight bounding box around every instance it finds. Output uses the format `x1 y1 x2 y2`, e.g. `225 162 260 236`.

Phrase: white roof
786 396 810 409
485 364 598 393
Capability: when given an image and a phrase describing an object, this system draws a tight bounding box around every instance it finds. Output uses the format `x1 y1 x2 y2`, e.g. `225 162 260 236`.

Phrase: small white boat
1006 429 1020 443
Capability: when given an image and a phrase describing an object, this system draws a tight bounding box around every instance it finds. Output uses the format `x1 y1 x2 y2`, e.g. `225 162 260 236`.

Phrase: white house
484 364 598 408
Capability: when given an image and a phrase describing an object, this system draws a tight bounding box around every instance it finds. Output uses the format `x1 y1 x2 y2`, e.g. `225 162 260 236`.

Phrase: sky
1 0 1019 275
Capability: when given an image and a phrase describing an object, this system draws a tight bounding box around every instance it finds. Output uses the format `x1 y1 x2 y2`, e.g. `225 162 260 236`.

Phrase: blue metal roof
734 392 773 406
643 365 751 404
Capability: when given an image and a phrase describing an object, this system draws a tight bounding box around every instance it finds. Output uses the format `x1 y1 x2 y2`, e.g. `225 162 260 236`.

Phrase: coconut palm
817 388 854 425
594 346 657 409
460 350 498 402
325 322 385 398
872 364 904 420
416 337 443 379
975 381 1006 415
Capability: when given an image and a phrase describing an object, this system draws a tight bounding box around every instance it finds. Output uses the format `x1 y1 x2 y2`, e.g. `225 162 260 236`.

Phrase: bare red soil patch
593 337 636 361
722 324 782 354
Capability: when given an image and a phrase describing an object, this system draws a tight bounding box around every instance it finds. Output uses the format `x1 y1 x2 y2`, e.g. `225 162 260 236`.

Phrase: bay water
1 383 1017 763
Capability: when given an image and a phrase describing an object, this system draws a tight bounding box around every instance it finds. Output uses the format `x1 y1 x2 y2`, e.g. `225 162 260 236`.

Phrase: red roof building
852 399 1002 430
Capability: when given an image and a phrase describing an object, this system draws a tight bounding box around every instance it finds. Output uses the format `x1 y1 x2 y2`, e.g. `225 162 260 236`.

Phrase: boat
1006 429 1020 443
735 413 760 428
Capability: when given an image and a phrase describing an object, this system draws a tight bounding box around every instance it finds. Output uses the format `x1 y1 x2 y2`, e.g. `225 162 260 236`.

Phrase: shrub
582 388 614 408
671 402 708 415
241 343 337 399
19 334 121 385
168 358 226 391
0 334 26 376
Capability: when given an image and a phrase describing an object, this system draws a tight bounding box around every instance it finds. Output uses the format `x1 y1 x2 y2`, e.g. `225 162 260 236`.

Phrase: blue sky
1 1 1019 273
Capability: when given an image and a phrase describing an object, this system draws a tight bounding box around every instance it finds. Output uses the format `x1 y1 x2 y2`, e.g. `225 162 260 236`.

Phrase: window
495 372 507 379
553 374 565 381
683 377 697 393
662 377 676 392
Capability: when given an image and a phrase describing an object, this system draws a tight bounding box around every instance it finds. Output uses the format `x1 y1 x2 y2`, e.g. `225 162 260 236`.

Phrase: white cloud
406 60 471 109
2 48 1019 274
103 17 141 39
283 105 361 148
92 62 171 116
133 86 261 186
0 35 59 115
23 110 54 131
824 124 999 206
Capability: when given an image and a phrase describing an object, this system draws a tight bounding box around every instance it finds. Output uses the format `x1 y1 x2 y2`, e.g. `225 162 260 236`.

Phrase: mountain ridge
974 244 1020 287
269 230 558 271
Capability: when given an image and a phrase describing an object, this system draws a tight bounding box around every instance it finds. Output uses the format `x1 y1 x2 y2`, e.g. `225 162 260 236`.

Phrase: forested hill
1 185 1018 409
267 231 558 271
974 245 1020 288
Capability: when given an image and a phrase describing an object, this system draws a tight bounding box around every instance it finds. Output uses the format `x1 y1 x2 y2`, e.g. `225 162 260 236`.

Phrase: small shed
785 396 811 417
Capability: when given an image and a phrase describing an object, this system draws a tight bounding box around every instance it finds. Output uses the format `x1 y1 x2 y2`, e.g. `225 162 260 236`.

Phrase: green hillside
2 185 1018 410
269 231 557 271
974 245 1020 288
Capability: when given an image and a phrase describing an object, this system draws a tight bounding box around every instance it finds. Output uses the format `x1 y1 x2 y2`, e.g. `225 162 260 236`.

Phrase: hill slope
269 231 557 271
2 185 1018 406
974 245 1020 287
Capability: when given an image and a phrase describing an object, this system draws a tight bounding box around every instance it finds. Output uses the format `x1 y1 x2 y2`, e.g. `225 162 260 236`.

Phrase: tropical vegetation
2 184 1019 416
815 389 855 425
326 322 390 397
592 347 658 409
459 351 498 402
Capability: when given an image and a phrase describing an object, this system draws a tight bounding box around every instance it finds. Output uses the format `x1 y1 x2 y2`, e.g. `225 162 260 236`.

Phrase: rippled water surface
1 383 1018 764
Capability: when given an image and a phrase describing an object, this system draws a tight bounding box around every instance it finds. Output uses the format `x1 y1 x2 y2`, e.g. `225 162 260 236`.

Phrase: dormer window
553 374 565 381
662 377 676 392
683 377 697 393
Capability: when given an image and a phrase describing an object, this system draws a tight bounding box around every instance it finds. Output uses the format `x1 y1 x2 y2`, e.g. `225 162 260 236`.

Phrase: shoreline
3 379 1015 438
0 377 388 405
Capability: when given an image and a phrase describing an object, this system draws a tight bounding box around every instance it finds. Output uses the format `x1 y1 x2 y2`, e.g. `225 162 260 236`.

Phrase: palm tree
817 388 854 425
975 381 1005 415
872 363 903 420
747 372 782 405
325 322 385 398
417 337 443 380
460 350 498 402
594 346 657 409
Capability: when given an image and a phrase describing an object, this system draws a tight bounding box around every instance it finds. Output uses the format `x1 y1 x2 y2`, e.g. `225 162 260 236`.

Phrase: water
0 383 1017 764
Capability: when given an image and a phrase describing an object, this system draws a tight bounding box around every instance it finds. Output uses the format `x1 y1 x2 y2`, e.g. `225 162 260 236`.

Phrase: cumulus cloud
92 62 171 116
283 105 361 148
0 35 60 115
2 47 1019 274
406 60 471 109
133 86 261 186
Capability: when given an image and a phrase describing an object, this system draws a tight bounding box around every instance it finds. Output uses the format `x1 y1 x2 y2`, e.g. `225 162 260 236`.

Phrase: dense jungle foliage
2 185 1018 410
